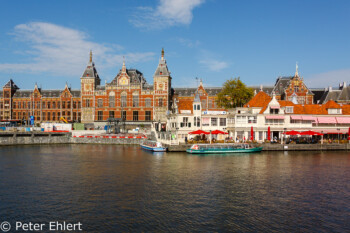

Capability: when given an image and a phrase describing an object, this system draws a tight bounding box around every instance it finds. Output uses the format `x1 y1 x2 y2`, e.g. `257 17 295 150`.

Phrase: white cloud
130 0 205 30
199 59 228 71
305 69 350 88
176 37 200 48
0 22 154 78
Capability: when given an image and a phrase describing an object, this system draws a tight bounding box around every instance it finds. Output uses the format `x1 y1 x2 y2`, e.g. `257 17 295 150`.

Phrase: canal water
0 145 349 232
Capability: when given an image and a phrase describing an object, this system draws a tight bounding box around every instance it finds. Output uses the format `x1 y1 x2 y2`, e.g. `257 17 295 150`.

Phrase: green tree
216 77 254 109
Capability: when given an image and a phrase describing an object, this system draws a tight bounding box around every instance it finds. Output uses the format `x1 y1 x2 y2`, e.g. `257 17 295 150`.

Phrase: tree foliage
216 77 254 109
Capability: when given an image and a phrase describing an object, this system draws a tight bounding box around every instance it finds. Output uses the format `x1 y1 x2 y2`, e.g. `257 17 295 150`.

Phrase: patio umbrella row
188 130 228 135
283 130 323 136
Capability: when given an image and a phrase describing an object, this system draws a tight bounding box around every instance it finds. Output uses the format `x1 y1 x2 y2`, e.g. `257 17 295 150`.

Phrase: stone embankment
0 132 147 146
0 132 71 146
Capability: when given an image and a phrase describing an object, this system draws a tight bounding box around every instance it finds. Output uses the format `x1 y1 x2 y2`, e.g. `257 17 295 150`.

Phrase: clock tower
80 51 101 123
153 48 172 124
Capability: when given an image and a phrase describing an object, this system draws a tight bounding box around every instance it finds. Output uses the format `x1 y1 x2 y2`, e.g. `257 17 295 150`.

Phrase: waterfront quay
1 131 350 151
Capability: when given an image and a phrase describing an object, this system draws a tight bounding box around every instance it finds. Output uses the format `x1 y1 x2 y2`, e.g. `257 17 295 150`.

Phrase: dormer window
285 106 294 113
328 108 342 114
270 108 279 114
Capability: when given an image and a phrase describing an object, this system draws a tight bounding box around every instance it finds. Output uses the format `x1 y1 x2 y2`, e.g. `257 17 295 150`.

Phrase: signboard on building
180 110 191 114
202 111 227 115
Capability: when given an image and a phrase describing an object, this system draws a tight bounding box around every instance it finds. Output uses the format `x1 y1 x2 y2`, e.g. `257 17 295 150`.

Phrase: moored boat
141 140 167 152
186 143 263 154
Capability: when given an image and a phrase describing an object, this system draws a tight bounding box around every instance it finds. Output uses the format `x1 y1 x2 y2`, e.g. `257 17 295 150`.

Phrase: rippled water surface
0 145 350 232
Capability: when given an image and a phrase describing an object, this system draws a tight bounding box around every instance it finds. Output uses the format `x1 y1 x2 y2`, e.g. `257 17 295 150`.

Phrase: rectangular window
270 108 279 114
98 111 103 121
53 112 56 121
211 117 218 126
97 99 103 108
158 98 163 107
109 111 114 119
285 106 293 113
122 111 126 121
133 95 139 107
47 102 50 109
236 116 247 124
73 101 76 109
109 96 115 107
43 112 46 121
73 112 76 120
220 118 226 126
62 101 66 109
86 99 90 107
201 99 206 109
78 101 81 108
145 98 151 107
209 99 213 108
133 111 138 121
67 101 71 108
248 116 257 123
121 95 127 107
28 102 31 109
145 111 151 121
47 112 50 121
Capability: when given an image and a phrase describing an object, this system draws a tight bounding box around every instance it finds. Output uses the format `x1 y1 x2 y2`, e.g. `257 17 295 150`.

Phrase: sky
0 0 349 90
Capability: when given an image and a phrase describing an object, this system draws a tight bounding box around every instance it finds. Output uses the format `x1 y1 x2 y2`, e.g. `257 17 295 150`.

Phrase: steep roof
154 48 170 77
244 91 272 108
110 69 147 86
272 77 292 95
3 79 19 89
337 86 350 101
177 97 193 114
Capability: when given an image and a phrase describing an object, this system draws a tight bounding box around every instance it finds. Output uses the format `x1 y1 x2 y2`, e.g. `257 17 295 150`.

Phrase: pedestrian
185 136 188 144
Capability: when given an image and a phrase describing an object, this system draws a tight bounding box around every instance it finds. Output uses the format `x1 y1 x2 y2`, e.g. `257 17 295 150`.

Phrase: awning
314 129 348 134
270 106 280 109
336 117 350 124
266 115 285 119
290 115 303 120
302 116 317 121
317 117 337 124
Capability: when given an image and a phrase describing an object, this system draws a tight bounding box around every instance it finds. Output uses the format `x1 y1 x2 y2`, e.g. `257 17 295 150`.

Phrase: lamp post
210 130 212 144
283 128 287 145
337 128 340 144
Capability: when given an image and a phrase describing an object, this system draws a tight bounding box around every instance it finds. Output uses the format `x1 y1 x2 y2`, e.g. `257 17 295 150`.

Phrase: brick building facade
0 49 172 126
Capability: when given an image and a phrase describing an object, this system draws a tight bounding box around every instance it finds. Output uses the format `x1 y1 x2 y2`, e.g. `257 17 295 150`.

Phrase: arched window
109 91 115 107
121 92 127 107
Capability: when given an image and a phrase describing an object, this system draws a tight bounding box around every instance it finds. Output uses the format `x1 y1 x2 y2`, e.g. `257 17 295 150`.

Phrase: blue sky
0 0 349 90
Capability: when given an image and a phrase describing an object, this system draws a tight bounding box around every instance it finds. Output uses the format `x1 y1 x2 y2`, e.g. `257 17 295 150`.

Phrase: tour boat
186 143 263 154
141 140 167 152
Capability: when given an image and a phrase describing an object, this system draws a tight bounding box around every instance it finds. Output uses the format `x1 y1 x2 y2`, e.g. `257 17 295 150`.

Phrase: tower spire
295 62 299 77
122 56 126 73
89 50 92 63
161 48 164 60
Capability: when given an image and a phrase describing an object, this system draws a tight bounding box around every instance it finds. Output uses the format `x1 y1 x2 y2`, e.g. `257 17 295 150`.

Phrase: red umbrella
267 127 271 141
283 130 301 135
250 126 254 140
348 127 350 140
211 130 228 135
299 130 323 136
188 130 210 135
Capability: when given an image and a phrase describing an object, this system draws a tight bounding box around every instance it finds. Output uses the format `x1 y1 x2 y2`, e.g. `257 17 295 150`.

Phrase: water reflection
0 145 349 232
